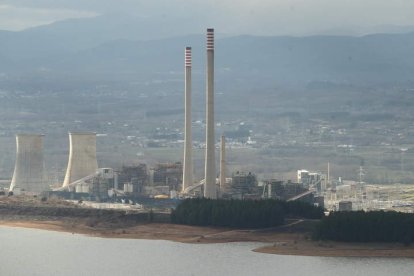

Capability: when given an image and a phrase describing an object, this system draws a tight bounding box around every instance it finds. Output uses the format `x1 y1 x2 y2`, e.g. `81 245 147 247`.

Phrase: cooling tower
10 134 46 193
204 28 217 198
182 47 193 192
62 132 98 187
220 135 226 195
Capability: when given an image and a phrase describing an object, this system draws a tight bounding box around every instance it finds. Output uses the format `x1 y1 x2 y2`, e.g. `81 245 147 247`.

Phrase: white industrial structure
204 28 217 199
182 46 193 192
62 132 98 188
10 134 46 193
297 169 310 184
220 135 226 194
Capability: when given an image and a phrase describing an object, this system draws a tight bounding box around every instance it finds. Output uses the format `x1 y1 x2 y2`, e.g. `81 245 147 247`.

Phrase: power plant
204 28 217 199
9 134 46 193
182 46 193 192
62 132 98 188
2 27 411 217
3 28 222 201
1 28 318 205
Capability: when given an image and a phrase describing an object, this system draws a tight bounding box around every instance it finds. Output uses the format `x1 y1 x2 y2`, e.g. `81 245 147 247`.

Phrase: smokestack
327 162 330 186
182 47 193 192
10 134 46 193
220 135 226 195
62 132 98 187
204 28 217 198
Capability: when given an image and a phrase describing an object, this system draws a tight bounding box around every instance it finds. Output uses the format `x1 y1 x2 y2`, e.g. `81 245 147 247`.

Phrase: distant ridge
0 14 413 85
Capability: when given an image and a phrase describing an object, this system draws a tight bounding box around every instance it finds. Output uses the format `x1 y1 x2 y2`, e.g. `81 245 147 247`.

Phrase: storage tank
81 184 90 193
75 185 82 193
124 183 133 193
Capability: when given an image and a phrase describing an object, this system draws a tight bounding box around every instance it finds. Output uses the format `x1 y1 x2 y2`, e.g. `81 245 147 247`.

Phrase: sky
1 0 414 35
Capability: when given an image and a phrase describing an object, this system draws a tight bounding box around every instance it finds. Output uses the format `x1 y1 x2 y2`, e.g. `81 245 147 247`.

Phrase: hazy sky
1 0 414 35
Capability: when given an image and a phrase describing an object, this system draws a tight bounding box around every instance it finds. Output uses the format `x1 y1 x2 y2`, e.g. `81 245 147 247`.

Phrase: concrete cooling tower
10 134 46 193
62 132 98 187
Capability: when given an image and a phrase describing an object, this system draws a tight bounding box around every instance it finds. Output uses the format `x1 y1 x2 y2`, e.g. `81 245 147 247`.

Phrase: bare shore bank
1 196 413 258
1 220 414 258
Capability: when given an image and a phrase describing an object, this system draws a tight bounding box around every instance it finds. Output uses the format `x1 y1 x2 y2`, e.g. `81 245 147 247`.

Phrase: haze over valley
1 11 414 185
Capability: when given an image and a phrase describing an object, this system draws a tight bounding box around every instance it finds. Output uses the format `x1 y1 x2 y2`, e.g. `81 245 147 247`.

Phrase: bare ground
1 220 414 258
1 196 413 257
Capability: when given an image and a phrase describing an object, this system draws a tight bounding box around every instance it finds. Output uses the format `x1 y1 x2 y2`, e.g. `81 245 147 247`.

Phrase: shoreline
1 196 413 258
1 219 414 258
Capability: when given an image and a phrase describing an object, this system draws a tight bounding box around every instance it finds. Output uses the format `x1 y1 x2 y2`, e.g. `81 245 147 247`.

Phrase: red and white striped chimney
204 28 217 198
182 47 193 192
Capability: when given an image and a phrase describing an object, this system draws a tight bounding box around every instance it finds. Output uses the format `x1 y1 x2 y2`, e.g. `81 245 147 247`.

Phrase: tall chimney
220 135 226 196
10 134 46 193
62 132 98 187
204 28 217 198
182 47 193 192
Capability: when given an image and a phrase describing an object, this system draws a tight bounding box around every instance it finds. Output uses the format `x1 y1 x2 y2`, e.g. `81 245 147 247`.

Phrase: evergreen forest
313 211 414 244
171 198 323 228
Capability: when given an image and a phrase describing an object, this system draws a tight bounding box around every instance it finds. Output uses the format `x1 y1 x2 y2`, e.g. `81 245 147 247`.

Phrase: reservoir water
0 226 413 276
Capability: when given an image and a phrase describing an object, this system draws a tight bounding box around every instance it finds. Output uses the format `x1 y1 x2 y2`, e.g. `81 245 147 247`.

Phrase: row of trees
171 198 323 228
313 211 414 244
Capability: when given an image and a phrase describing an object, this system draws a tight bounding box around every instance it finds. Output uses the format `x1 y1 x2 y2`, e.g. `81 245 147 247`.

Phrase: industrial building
297 169 326 192
150 162 182 191
91 168 115 198
117 164 147 194
84 168 115 199
262 179 308 200
223 171 258 199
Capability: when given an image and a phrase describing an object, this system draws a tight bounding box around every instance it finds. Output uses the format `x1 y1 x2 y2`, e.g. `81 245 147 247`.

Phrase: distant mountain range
1 15 414 86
